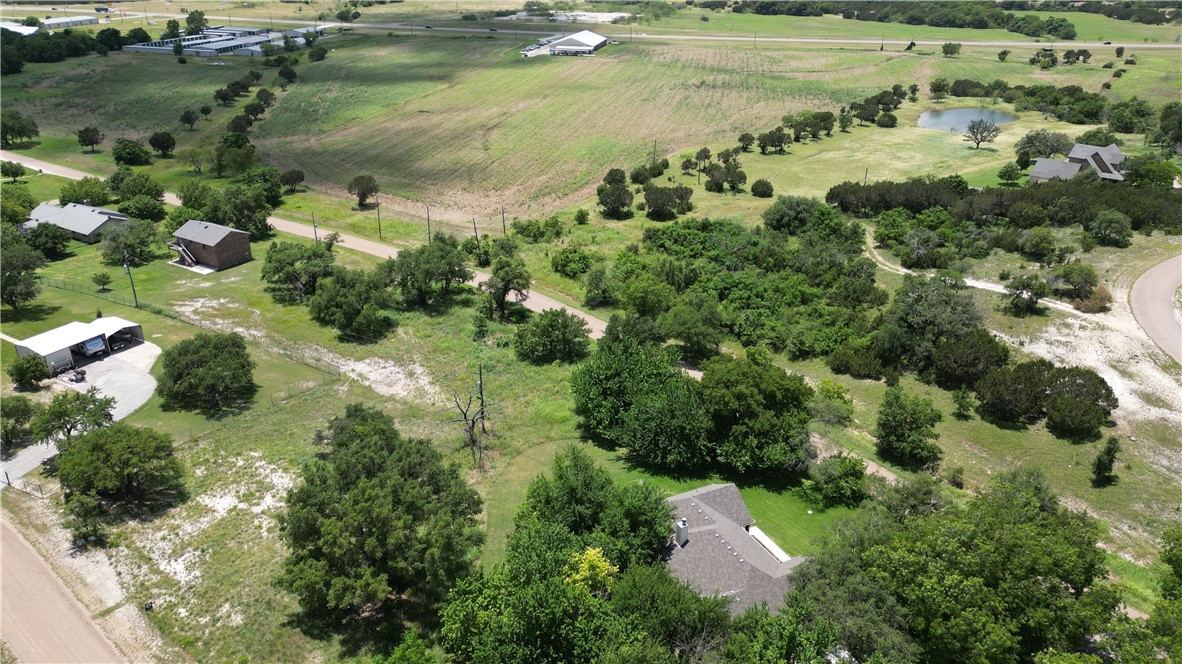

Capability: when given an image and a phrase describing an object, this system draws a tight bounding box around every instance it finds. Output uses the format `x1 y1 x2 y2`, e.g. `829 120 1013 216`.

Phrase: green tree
385 233 472 309
1122 154 1181 189
202 184 271 238
157 333 258 414
963 119 1000 149
1006 273 1052 315
280 169 305 192
76 126 105 153
307 267 397 340
810 454 867 507
596 170 635 219
25 223 71 259
1051 261 1098 300
115 171 165 202
0 226 46 310
931 328 1010 390
185 10 208 35
279 404 483 623
118 195 166 222
1091 437 1121 485
346 174 378 207
514 308 590 364
1 160 24 182
998 161 1022 184
91 272 113 291
874 275 982 372
101 218 157 266
700 353 815 472
750 178 774 198
6 354 47 391
162 18 181 38
874 386 943 467
657 292 723 363
148 131 176 157
31 387 114 444
278 66 297 85
111 138 152 165
1089 210 1132 248
928 77 950 100
761 194 821 234
941 42 961 57
998 49 1010 62
1015 129 1074 158
0 109 39 147
58 423 183 500
261 239 337 303
480 256 531 319
975 359 1056 425
1 182 36 225
1 395 38 450
952 387 975 420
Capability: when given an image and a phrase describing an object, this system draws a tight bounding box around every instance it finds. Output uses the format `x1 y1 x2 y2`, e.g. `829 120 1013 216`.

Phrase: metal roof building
0 22 40 36
24 203 128 244
14 317 144 373
548 30 608 55
41 15 99 29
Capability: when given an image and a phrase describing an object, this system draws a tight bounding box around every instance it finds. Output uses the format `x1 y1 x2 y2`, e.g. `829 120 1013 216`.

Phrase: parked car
75 336 106 358
424 25 433 29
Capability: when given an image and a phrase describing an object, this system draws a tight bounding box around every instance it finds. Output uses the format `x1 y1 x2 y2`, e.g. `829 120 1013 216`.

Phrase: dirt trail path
1 516 127 664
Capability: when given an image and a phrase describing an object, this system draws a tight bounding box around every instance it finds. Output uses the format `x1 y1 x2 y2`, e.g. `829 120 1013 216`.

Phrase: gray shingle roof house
23 203 128 243
665 484 808 614
1029 143 1126 184
1029 158 1084 183
171 220 252 271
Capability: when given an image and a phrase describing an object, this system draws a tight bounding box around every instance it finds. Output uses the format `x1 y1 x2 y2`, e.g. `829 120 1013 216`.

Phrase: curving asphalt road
1131 254 1182 364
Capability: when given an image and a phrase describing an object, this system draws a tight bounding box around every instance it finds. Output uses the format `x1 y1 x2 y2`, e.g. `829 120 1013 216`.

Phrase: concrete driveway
0 341 160 489
76 341 160 420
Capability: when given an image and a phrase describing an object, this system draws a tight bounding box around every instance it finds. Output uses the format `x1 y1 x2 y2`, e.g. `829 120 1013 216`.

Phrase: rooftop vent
675 518 689 548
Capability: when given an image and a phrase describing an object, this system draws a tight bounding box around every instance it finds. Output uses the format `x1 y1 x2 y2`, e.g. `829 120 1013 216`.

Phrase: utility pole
123 257 140 308
501 206 506 234
426 204 431 242
312 211 318 241
472 218 479 240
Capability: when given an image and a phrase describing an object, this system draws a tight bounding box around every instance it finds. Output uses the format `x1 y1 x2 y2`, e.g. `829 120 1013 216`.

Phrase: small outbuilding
24 203 128 244
548 30 608 56
14 316 144 373
41 15 99 30
170 220 252 271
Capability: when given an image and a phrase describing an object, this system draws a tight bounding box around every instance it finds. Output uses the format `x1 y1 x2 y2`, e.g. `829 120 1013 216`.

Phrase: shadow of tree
1 302 62 324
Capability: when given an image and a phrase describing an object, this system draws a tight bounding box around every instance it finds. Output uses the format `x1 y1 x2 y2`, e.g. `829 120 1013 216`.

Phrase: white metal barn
548 30 608 56
14 317 144 373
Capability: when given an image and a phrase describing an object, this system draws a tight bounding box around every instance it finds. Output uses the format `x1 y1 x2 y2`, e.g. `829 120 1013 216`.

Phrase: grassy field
5 28 1176 228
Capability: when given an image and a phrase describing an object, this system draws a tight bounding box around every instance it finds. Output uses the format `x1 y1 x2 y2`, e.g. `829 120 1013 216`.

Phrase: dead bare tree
451 392 488 471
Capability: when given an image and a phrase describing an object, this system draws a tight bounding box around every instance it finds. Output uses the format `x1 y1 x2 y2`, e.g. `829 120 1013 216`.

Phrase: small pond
917 108 1019 131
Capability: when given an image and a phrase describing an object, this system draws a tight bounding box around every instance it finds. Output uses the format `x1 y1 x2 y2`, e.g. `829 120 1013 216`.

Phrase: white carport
13 316 144 373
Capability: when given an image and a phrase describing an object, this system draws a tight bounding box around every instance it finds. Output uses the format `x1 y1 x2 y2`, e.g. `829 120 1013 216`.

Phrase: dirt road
1130 254 1182 364
1 516 126 663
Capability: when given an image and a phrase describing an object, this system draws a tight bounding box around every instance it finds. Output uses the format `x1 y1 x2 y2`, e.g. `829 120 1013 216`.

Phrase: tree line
732 1 1079 39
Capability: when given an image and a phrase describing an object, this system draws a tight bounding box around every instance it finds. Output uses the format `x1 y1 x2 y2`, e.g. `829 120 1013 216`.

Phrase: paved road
1 516 127 663
1131 254 1182 364
122 11 1182 49
0 151 608 340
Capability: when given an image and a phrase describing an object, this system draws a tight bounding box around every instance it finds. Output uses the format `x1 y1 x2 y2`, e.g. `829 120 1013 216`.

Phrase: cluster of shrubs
596 167 694 221
826 172 1181 233
1 25 106 73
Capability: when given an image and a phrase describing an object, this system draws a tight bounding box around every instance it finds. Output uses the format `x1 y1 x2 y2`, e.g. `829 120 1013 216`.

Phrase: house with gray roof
170 220 252 271
23 203 127 243
1029 143 1126 184
665 484 808 614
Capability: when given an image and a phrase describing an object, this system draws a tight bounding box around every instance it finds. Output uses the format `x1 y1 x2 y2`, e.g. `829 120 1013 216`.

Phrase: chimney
674 518 689 548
